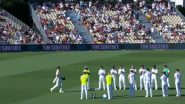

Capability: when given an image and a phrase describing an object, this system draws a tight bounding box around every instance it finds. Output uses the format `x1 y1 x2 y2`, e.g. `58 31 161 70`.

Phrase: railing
0 8 29 29
168 2 185 21
175 7 185 21
28 2 49 43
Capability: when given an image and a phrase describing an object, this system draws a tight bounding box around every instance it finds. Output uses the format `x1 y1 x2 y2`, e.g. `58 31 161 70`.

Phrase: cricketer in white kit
174 69 182 97
139 65 146 90
130 65 137 90
151 65 158 90
160 72 168 97
98 66 106 90
110 66 118 90
50 66 64 93
128 70 136 97
118 65 126 90
144 68 152 97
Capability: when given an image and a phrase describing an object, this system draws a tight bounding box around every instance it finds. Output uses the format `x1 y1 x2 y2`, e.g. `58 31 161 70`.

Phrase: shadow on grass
64 90 81 93
152 87 185 90
181 94 185 96
89 96 126 100
153 94 176 97
87 94 185 100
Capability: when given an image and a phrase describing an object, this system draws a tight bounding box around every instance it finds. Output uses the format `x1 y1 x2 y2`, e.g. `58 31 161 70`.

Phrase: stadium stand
139 0 185 43
32 2 84 44
1 0 185 44
76 2 155 43
0 8 43 44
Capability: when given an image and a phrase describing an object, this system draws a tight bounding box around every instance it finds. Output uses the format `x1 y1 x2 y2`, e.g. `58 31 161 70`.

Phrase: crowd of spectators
0 9 43 44
75 1 155 43
1 0 185 44
139 0 185 43
34 2 83 44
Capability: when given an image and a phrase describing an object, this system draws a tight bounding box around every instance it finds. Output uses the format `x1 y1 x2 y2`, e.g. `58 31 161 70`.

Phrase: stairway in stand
137 12 166 43
68 11 93 44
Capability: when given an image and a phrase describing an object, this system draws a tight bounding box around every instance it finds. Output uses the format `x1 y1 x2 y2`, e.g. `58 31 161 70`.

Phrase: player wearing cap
118 65 126 90
80 72 88 99
151 65 158 90
174 69 182 97
98 66 106 90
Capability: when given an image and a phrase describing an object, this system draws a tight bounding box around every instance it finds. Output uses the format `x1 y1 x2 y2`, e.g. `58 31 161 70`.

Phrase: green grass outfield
0 51 185 104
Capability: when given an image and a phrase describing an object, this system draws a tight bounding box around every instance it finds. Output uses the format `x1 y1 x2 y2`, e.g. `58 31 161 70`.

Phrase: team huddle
50 65 182 100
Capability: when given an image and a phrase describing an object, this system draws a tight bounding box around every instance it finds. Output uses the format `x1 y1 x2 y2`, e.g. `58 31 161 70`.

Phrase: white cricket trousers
151 75 158 90
129 83 135 97
140 76 145 90
145 81 152 97
119 75 126 90
99 76 106 90
51 77 63 92
162 83 168 97
135 83 137 90
175 81 181 96
81 85 88 99
107 85 113 99
112 75 117 90
167 78 170 88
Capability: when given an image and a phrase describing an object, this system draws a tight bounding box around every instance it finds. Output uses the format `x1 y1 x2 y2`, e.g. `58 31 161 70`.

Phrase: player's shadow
64 90 80 93
91 97 104 99
114 95 126 99
152 87 185 90
133 95 147 98
114 95 145 99
169 88 176 90
154 94 176 97
92 96 126 99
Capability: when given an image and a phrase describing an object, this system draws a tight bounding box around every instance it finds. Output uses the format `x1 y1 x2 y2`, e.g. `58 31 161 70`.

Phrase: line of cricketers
80 65 182 99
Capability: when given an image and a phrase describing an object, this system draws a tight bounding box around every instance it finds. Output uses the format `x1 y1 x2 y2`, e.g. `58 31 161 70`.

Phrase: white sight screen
175 0 184 6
